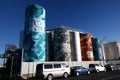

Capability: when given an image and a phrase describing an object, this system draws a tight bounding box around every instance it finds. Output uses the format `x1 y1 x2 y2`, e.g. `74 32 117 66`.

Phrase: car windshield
94 64 99 66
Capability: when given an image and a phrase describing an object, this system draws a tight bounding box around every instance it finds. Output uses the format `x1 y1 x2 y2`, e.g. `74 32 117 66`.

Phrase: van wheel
63 72 68 78
47 74 53 80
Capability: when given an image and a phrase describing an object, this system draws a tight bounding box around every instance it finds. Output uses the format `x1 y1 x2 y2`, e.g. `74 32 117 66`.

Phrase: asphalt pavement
54 70 120 80
1 70 120 80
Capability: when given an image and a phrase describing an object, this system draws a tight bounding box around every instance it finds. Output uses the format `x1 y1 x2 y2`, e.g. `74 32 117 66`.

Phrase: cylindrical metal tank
80 33 94 61
71 31 82 61
46 31 50 61
80 33 87 61
104 42 120 60
54 28 71 61
69 31 76 61
23 4 46 62
46 31 54 61
92 38 102 61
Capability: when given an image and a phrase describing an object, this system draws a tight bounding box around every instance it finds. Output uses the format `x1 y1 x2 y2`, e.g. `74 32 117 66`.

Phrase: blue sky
0 0 120 62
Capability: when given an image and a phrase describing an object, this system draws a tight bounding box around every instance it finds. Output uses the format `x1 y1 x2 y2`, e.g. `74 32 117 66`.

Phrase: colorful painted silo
23 4 46 62
54 28 71 61
92 38 102 61
80 33 94 61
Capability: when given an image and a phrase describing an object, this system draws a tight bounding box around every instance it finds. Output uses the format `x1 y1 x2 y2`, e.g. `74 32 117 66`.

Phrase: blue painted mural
92 38 102 61
23 4 46 62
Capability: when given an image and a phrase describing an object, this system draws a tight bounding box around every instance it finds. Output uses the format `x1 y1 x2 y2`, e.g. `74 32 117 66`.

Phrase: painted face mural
23 4 46 62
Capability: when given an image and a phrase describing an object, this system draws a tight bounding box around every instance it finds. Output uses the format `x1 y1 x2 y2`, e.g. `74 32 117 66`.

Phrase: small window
54 64 61 68
62 63 69 68
44 64 53 69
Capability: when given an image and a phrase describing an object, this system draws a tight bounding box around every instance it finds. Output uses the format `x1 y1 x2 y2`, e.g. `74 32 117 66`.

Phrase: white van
36 63 70 80
89 64 106 72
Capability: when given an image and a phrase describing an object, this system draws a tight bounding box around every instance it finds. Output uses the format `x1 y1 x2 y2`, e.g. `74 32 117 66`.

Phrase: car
35 63 70 80
105 64 120 71
70 66 90 76
116 64 120 70
89 64 106 73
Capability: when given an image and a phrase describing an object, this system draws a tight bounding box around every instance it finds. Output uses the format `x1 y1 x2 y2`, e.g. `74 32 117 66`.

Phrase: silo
70 31 82 61
80 33 94 61
104 42 120 60
70 31 76 61
46 31 54 61
54 28 71 61
80 33 87 61
23 4 46 62
46 31 50 61
92 38 102 61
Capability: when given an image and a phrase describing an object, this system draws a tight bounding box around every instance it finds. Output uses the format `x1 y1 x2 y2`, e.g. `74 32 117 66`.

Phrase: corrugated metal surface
23 4 46 62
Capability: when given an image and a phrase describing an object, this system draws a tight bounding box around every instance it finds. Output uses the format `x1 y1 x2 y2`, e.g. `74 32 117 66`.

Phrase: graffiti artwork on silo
80 33 87 61
23 4 46 62
86 34 94 61
80 33 94 61
54 28 71 61
92 38 102 61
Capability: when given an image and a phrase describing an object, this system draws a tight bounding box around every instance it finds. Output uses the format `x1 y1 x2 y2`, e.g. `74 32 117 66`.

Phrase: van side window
44 64 53 69
62 64 69 68
54 64 61 68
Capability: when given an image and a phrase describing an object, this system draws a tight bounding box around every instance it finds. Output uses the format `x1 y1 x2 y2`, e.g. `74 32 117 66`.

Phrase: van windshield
94 64 99 66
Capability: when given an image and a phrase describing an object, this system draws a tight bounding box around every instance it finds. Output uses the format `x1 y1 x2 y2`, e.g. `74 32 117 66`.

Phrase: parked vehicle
36 63 70 80
105 64 120 71
89 64 106 73
70 66 90 76
116 63 120 70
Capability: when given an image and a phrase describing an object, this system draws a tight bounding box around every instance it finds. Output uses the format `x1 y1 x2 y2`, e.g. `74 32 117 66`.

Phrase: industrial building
1 4 120 79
